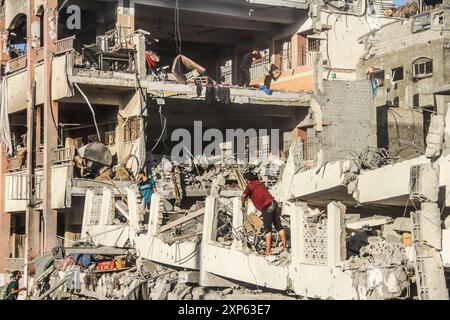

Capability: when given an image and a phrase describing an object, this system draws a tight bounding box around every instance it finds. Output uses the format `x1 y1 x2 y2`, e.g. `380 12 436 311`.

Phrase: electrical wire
150 104 167 153
73 83 101 142
174 0 182 54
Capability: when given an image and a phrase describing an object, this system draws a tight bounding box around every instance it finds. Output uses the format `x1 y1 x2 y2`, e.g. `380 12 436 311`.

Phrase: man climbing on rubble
136 170 158 221
239 48 266 88
241 172 287 256
3 271 26 300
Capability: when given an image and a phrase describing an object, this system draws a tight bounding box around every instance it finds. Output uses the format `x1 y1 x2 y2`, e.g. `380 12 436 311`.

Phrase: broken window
369 70 385 87
413 58 433 80
124 117 141 142
105 131 116 146
308 39 320 52
391 67 404 82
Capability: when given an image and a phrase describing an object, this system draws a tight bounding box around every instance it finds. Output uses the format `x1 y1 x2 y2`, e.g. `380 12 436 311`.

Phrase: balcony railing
53 147 75 164
55 36 75 55
7 152 44 172
280 46 292 72
7 173 43 201
36 47 44 63
8 55 27 73
250 55 270 81
220 62 233 85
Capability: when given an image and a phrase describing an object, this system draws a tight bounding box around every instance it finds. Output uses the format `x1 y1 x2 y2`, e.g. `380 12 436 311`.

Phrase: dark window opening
370 70 385 87
376 106 389 150
392 66 404 82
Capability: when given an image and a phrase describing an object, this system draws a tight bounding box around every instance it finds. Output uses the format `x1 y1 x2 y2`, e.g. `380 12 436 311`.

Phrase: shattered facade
0 0 449 301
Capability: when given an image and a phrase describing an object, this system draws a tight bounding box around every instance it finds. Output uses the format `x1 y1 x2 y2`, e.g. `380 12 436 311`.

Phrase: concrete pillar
81 189 95 237
99 187 114 226
327 201 346 268
147 192 161 237
117 0 135 36
25 0 41 287
231 197 243 250
0 12 11 273
410 162 449 300
288 201 305 266
132 33 146 76
200 196 222 287
0 145 10 272
42 0 59 253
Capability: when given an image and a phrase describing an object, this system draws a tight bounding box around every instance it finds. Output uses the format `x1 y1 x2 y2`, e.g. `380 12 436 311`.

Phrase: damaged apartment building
2 0 450 301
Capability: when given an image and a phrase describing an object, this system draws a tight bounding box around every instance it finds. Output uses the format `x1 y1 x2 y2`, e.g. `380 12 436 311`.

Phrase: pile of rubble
151 155 286 201
344 215 415 299
29 244 296 300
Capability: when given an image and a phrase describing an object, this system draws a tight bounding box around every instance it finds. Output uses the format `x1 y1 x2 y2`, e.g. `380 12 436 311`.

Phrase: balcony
247 0 308 9
8 54 27 73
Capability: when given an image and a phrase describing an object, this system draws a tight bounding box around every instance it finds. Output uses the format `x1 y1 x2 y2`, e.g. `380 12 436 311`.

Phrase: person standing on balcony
241 172 287 256
239 48 266 88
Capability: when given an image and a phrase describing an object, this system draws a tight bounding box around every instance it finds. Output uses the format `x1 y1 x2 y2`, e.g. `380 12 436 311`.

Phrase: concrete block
178 271 200 285
150 275 171 300
192 287 206 300
168 284 192 300
392 217 413 233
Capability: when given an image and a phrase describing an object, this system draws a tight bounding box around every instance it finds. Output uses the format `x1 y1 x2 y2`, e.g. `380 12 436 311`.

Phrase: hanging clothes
0 78 12 155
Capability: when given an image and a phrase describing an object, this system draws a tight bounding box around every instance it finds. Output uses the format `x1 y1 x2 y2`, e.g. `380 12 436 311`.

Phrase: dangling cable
174 0 182 54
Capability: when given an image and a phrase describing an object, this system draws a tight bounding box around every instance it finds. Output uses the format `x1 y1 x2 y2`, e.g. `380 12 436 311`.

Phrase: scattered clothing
66 265 81 291
260 85 273 95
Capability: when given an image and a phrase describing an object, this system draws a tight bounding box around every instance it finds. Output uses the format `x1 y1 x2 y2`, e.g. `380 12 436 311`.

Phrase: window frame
413 58 433 80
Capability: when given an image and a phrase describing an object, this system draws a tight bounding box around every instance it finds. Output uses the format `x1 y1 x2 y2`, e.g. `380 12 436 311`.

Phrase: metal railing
8 54 27 72
281 46 292 72
7 173 43 201
220 62 233 85
53 147 75 164
250 55 270 81
55 36 75 55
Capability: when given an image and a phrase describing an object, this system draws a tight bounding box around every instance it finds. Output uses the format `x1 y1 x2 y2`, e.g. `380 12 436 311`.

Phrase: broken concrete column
409 163 448 300
444 103 450 149
127 188 141 231
200 196 235 288
414 245 449 300
289 201 307 265
150 275 171 300
81 189 95 237
178 271 200 285
412 203 442 250
232 197 243 250
327 201 346 268
132 33 147 76
147 192 162 237
99 187 114 226
425 114 445 158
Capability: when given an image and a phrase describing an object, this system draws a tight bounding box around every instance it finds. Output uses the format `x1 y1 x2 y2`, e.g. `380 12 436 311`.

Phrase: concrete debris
346 216 393 230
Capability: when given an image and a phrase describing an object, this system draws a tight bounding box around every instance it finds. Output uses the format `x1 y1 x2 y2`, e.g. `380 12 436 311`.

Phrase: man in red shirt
241 172 287 256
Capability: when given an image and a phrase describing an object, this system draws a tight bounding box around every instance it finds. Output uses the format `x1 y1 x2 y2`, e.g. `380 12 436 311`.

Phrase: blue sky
393 0 408 6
